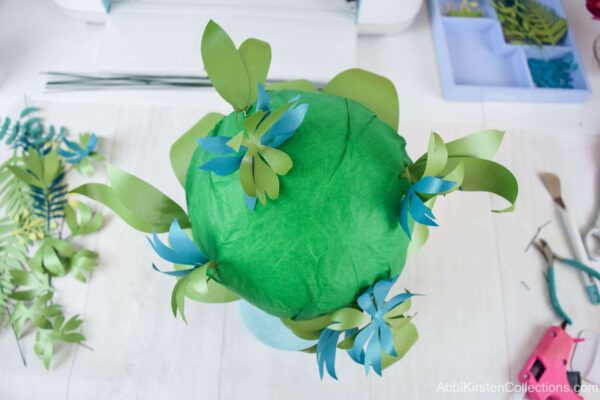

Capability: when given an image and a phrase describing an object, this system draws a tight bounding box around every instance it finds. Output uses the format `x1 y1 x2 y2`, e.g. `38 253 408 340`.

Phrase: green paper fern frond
493 0 568 46
0 107 66 152
521 0 568 45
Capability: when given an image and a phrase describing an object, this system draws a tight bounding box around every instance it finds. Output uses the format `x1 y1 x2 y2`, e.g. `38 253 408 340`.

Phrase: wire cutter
533 239 600 325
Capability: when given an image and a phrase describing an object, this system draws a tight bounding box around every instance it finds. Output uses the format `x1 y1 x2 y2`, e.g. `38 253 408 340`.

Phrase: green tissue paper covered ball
186 89 412 320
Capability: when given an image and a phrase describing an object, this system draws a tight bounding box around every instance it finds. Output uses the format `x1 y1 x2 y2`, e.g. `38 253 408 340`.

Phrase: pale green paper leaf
226 132 244 152
243 111 266 134
423 132 448 178
201 20 251 111
239 153 256 197
255 102 293 138
254 155 279 200
282 314 332 340
384 299 412 320
260 147 292 175
444 130 505 160
183 264 240 303
381 320 418 370
238 38 272 106
445 158 518 212
107 164 189 231
324 68 399 130
71 183 158 233
329 307 369 331
441 161 465 194
170 112 224 187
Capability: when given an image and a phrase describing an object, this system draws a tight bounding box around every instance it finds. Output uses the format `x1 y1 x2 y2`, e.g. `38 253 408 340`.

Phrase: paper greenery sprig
198 84 308 208
398 130 517 253
0 106 104 368
446 0 484 17
282 275 417 379
493 0 568 46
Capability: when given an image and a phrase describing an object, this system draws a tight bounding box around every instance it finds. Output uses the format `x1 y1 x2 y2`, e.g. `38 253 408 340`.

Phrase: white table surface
1 1 600 399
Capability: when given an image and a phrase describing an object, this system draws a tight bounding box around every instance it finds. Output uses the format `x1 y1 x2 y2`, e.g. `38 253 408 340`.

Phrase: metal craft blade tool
540 172 600 304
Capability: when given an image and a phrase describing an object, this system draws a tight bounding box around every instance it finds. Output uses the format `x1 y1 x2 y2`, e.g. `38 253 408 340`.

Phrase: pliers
533 239 600 325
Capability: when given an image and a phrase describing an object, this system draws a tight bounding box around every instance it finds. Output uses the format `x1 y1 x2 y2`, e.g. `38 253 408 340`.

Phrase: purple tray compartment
430 0 591 103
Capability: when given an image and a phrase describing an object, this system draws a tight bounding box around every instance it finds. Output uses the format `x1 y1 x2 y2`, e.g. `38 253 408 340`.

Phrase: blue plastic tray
429 0 591 102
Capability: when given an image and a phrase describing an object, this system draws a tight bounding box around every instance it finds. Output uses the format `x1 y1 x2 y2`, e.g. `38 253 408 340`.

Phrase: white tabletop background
1 0 600 399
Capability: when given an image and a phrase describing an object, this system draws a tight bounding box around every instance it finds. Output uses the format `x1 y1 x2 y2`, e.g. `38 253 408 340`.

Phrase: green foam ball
186 90 411 320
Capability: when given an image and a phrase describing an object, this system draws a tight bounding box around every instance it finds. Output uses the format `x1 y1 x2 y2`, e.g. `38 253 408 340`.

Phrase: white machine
51 0 423 82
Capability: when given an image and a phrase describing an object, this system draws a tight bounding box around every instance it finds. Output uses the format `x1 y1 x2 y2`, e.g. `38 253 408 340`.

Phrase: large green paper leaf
71 183 157 232
201 20 251 111
170 112 224 187
324 68 399 130
238 38 272 106
445 130 504 160
107 165 189 231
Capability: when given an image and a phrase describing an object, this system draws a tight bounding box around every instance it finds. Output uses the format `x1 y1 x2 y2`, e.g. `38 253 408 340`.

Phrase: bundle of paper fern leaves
0 106 104 368
493 0 568 46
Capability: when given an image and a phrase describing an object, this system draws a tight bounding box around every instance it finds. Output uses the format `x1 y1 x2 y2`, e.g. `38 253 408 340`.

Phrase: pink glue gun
518 325 585 400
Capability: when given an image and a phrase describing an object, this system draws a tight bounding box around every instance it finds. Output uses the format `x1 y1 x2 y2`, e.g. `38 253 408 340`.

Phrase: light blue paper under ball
238 300 317 351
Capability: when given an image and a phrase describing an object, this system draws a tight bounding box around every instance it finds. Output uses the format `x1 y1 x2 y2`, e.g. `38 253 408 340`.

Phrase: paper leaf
238 38 272 106
266 80 318 92
254 156 279 200
446 157 518 212
170 112 223 187
184 264 240 303
107 164 189 231
329 308 369 331
201 20 251 111
243 111 267 134
260 147 292 175
226 133 244 152
240 153 256 197
71 183 158 233
323 68 399 130
255 102 294 138
444 130 505 160
407 223 429 257
282 314 332 340
381 320 418 370
422 132 448 178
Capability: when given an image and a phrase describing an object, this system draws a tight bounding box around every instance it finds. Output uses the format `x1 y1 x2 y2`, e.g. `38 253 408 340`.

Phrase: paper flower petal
256 83 270 112
243 193 257 211
196 136 235 155
261 103 308 147
147 219 208 266
199 155 243 176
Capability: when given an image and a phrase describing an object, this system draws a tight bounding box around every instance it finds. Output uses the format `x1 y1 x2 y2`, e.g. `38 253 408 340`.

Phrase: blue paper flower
347 275 414 376
398 176 455 238
147 219 209 277
197 83 308 209
316 275 415 379
58 134 97 164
